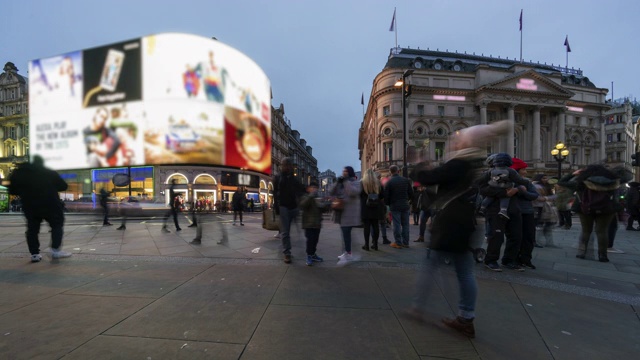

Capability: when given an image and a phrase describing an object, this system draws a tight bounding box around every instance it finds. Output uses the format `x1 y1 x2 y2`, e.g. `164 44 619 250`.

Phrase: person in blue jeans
405 120 510 338
273 157 305 264
331 166 362 264
384 165 413 249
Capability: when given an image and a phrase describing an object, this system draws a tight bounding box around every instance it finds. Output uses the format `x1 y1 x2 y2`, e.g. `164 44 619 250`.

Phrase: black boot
382 237 391 245
371 238 379 251
362 239 370 251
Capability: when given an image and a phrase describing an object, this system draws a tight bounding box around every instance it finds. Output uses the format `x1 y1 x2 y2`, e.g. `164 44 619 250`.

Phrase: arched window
194 174 216 185
166 173 188 184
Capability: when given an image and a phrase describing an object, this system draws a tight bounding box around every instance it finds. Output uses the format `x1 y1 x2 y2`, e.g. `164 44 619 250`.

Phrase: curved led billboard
29 33 272 174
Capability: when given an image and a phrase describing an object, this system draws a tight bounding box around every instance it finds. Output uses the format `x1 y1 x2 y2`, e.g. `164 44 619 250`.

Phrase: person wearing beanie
509 158 540 269
478 153 530 219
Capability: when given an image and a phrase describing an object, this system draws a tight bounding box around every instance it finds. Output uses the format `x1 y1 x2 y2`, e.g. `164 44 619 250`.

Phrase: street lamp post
551 142 570 179
394 69 414 178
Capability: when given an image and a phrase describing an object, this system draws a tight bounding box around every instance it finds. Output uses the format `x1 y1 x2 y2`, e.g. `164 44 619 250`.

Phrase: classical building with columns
359 48 612 177
603 99 638 170
0 62 29 180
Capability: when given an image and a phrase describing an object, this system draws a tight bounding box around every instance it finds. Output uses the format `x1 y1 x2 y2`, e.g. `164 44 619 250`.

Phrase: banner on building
29 33 272 174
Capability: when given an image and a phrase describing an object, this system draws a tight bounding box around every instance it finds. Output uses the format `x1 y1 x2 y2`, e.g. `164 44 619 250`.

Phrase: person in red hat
509 158 541 269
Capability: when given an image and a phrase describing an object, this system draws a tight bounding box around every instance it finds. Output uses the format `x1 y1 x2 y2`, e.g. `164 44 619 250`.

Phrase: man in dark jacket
99 188 112 226
384 165 413 248
8 155 71 262
273 157 305 264
232 187 245 226
162 179 181 233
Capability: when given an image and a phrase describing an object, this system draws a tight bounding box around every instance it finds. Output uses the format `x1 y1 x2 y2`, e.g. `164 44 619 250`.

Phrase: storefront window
92 166 154 200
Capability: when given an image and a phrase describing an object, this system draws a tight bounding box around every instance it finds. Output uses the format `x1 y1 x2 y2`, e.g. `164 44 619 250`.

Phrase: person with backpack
560 164 626 262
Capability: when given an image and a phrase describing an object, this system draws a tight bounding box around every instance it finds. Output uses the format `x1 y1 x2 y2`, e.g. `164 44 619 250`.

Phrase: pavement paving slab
0 294 152 360
63 335 244 360
242 305 420 360
105 265 286 343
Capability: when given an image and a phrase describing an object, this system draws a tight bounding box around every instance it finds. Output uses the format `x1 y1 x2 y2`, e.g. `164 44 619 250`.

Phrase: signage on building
29 33 272 174
220 171 260 188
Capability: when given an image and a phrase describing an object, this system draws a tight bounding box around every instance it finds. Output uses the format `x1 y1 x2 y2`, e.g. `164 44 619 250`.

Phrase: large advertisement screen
29 33 272 174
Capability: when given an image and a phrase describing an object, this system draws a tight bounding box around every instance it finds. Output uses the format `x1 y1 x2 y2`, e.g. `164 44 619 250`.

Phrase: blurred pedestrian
509 158 540 269
273 157 305 264
162 179 182 233
300 181 324 266
331 166 362 264
100 188 112 226
232 186 245 226
377 173 391 245
414 185 435 242
188 200 198 228
407 120 509 338
8 155 72 262
625 182 640 230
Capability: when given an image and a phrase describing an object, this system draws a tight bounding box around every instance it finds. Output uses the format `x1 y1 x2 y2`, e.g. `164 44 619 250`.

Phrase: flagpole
519 9 523 63
394 7 398 49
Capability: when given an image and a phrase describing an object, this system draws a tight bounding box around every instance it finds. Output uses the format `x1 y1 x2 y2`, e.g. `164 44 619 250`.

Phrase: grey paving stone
242 305 420 360
64 334 243 359
554 263 640 283
271 267 389 309
67 262 209 298
512 284 640 359
105 265 285 343
0 294 151 360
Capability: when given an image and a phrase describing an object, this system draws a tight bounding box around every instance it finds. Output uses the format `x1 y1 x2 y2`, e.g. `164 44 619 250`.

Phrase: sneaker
240 223 245 226
442 317 475 338
306 255 313 266
31 254 42 263
485 262 502 272
576 254 586 259
382 238 391 245
103 222 113 226
273 233 281 239
190 239 201 245
413 236 425 242
337 252 353 261
176 228 182 231
607 248 625 254
161 227 170 233
51 249 72 259
498 210 510 220
503 262 525 271
216 238 228 245
520 261 536 270
598 256 610 263
116 225 126 230
534 243 544 248
311 254 324 262
390 243 403 249
284 254 292 264
188 224 197 228
401 244 410 248
233 222 237 226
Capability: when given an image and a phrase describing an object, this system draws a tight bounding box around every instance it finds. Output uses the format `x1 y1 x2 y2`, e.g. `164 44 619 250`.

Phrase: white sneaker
31 254 42 263
51 249 72 259
607 248 625 254
337 252 353 260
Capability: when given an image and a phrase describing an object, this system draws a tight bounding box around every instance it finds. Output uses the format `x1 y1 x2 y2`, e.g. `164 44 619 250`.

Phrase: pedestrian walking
377 173 391 245
162 179 182 233
99 188 112 226
384 164 413 249
273 157 305 264
188 200 198 228
360 169 385 251
331 166 362 264
532 174 558 248
299 181 324 266
190 212 228 245
407 120 509 338
232 187 245 226
413 185 435 242
8 155 72 262
555 183 573 229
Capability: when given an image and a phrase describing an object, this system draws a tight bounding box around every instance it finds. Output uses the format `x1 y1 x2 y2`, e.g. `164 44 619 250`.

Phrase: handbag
366 193 380 207
331 198 344 210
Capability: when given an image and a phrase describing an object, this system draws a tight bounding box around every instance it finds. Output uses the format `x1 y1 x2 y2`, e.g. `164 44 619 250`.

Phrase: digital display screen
29 33 272 174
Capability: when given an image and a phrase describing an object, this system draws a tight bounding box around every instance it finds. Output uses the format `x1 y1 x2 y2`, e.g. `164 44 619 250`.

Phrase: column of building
507 104 515 155
532 106 542 162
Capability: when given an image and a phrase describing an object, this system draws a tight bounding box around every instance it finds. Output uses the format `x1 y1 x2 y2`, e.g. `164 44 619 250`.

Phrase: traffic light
404 84 413 97
632 152 640 167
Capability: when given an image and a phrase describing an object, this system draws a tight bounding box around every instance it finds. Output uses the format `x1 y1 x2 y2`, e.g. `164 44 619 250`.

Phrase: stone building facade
0 62 29 180
603 99 638 171
271 103 319 186
359 48 612 178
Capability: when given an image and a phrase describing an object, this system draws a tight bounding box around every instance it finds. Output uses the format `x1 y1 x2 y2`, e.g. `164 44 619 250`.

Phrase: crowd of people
6 119 640 340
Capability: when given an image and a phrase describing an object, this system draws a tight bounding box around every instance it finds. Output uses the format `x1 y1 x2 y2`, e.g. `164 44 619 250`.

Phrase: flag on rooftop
389 9 396 32
519 9 522 31
564 35 571 52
